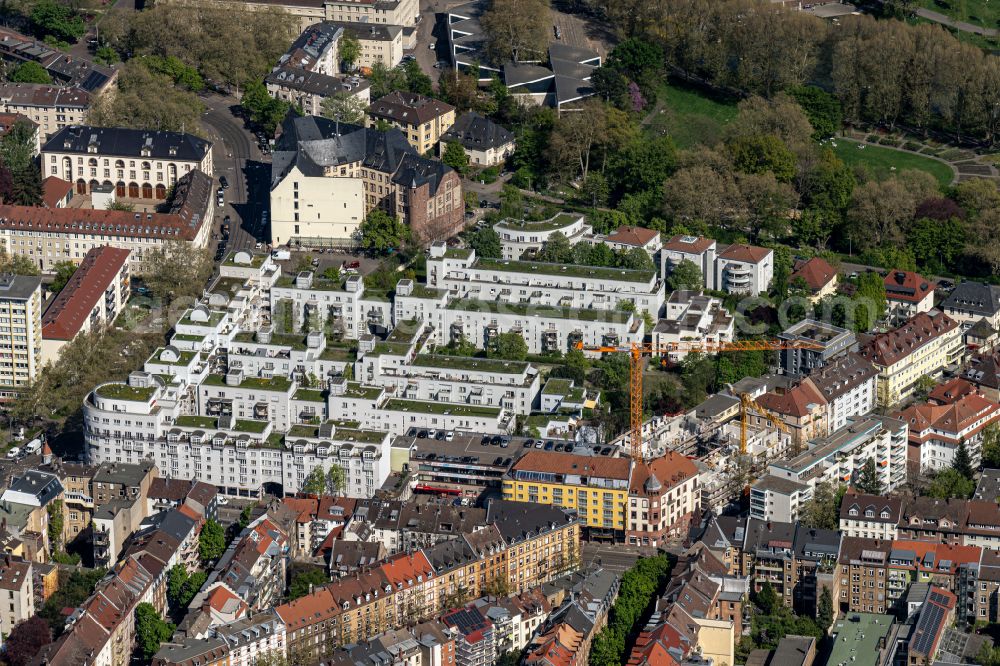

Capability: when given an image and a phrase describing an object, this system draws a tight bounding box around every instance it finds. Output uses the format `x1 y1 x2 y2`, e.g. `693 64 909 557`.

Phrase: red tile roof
42 246 129 341
41 176 72 209
884 270 935 304
928 377 977 405
756 382 827 418
630 452 698 495
894 393 1000 443
790 256 836 292
607 226 659 247
663 234 715 253
719 243 771 263
511 450 631 480
859 311 959 367
0 169 212 241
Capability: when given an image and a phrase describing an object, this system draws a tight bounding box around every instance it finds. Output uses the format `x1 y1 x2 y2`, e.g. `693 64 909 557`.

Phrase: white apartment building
802 352 878 433
41 126 213 199
766 415 908 494
838 493 902 541
0 275 42 399
269 162 366 244
749 475 811 523
441 298 643 356
212 612 287 666
711 244 773 296
661 235 717 286
0 557 34 641
493 214 592 260
270 272 392 340
84 368 391 497
426 243 664 318
652 290 734 359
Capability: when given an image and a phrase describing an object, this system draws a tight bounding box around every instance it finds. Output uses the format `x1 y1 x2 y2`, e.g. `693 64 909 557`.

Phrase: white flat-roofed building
766 415 908 494
426 243 664 318
493 213 591 260
652 290 734 359
750 474 812 523
270 272 393 340
441 297 643 356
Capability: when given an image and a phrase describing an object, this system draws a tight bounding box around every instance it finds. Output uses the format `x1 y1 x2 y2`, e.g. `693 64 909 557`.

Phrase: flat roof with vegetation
151 347 197 366
286 423 385 443
95 383 158 401
382 399 501 417
343 382 383 400
179 310 226 327
234 419 269 433
542 378 573 395
224 253 267 268
446 298 633 323
411 354 529 374
232 331 310 351
444 248 474 260
494 213 583 233
171 333 205 342
202 374 294 392
293 388 326 402
474 257 656 283
320 347 357 362
174 415 218 428
274 275 346 291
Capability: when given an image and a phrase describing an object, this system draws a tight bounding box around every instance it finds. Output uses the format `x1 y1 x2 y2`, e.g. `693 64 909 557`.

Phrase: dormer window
881 511 890 519
865 509 874 518
849 508 858 516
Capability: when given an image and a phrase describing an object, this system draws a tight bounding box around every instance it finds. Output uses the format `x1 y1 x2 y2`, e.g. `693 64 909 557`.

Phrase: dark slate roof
391 153 451 196
266 68 370 98
43 126 211 162
0 274 40 301
271 115 416 188
941 281 1000 317
485 500 576 543
442 112 514 151
3 470 62 504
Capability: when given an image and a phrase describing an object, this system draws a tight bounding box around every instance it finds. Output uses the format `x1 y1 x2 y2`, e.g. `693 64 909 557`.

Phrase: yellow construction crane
573 339 823 460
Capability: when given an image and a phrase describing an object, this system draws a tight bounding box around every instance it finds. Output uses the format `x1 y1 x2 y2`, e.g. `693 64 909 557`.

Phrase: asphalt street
200 95 270 254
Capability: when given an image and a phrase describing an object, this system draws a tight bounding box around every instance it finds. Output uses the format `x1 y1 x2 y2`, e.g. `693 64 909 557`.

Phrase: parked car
219 176 229 189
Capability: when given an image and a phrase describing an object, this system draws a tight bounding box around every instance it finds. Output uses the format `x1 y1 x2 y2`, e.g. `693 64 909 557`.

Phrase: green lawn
912 0 1000 33
830 139 955 189
645 81 739 149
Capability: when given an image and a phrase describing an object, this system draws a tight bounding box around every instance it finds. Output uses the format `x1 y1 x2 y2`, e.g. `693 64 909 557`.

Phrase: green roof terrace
474 257 656 283
286 423 386 444
178 310 226 328
149 347 197 366
493 213 583 233
829 613 893 666
234 419 269 433
202 374 294 392
411 354 529 374
174 415 218 429
343 382 383 400
94 383 158 402
446 298 633 323
293 388 326 402
224 252 267 268
382 399 501 417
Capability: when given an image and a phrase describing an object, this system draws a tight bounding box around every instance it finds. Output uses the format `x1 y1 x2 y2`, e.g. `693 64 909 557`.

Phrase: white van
7 447 20 459
24 439 41 454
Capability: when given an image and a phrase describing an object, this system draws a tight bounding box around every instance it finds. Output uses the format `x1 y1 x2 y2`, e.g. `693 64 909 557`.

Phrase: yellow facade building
859 311 962 408
503 451 631 541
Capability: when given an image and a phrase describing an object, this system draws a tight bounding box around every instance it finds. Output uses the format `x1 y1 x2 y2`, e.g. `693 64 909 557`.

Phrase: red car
345 260 361 269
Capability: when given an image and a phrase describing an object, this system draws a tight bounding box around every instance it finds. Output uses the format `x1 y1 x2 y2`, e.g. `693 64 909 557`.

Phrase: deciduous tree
89 61 205 133
135 603 175 660
468 227 502 258
488 331 528 361
480 0 551 64
857 458 883 495
668 259 703 291
357 209 408 255
144 240 212 308
10 61 51 84
198 519 226 562
338 32 361 70
5 617 52 666
442 141 470 174
321 92 367 125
